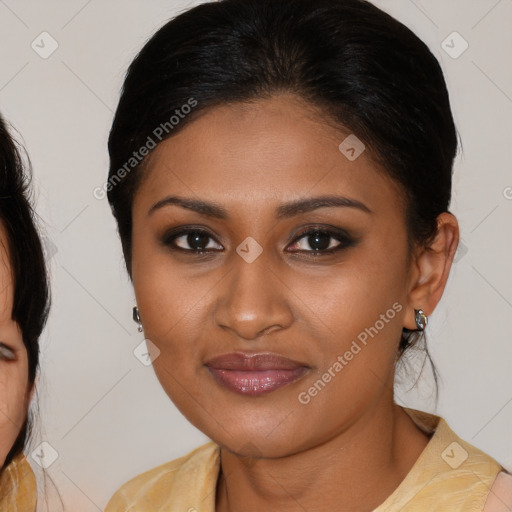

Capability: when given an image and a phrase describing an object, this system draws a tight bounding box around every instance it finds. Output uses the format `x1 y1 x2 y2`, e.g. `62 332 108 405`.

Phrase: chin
204 413 308 458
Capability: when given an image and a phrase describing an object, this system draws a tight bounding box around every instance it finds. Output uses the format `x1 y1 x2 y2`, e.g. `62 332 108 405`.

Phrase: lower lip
207 367 309 395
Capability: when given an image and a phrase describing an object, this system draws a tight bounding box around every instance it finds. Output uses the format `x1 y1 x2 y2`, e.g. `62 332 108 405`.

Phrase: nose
213 250 294 341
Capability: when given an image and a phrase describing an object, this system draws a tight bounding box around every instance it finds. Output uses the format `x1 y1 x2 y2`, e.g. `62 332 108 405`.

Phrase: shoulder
482 471 512 512
0 453 37 511
105 441 220 512
404 408 503 478
380 408 506 511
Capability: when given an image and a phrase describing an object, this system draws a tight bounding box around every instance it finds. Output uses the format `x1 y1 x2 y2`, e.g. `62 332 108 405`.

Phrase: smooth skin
130 94 459 511
0 222 32 468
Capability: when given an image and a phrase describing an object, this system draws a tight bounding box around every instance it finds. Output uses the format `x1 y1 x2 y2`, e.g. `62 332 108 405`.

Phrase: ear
404 212 459 330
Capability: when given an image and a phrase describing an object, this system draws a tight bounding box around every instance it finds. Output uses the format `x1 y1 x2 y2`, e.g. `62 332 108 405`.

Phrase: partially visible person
0 113 50 511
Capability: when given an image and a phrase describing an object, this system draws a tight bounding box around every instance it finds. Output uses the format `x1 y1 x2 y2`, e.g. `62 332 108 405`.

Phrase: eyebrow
148 194 372 219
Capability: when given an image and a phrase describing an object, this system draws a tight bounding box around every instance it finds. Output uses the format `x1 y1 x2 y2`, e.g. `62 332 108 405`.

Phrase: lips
205 352 309 395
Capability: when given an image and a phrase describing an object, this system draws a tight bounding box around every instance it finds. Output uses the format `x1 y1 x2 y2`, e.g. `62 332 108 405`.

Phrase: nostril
257 325 282 337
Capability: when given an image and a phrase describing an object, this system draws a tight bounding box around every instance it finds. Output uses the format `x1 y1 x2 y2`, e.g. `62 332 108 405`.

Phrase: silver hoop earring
132 306 143 333
414 309 428 331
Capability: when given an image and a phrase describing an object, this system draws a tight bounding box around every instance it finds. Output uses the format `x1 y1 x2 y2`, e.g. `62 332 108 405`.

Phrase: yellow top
105 407 506 512
0 453 37 512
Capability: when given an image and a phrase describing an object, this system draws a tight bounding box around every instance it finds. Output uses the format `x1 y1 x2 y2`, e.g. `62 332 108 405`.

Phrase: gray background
0 0 511 510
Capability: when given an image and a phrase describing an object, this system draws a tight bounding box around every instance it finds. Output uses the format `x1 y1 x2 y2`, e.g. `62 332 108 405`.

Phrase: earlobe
404 212 459 330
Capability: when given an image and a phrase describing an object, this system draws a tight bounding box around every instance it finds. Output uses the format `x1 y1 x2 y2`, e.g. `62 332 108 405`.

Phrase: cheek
132 245 204 351
131 235 211 405
305 232 408 346
302 229 410 390
132 256 215 429
0 361 30 466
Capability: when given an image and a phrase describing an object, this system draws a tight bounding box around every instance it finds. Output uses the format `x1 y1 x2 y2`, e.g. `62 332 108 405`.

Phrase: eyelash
161 226 356 257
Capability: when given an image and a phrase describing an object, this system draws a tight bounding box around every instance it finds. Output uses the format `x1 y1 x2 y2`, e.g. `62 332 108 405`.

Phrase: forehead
135 94 405 218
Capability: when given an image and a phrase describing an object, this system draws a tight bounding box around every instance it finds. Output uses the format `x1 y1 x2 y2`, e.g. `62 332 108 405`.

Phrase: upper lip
205 352 309 371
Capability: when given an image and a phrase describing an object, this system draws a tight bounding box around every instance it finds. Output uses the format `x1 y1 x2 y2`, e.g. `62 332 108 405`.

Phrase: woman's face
0 223 30 467
131 94 420 457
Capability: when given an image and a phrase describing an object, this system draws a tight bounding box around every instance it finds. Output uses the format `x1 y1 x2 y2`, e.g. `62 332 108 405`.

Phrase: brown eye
162 228 223 253
0 342 16 361
287 227 356 256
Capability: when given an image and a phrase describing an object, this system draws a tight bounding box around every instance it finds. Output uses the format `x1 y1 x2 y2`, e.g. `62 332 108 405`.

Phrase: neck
216 401 430 512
